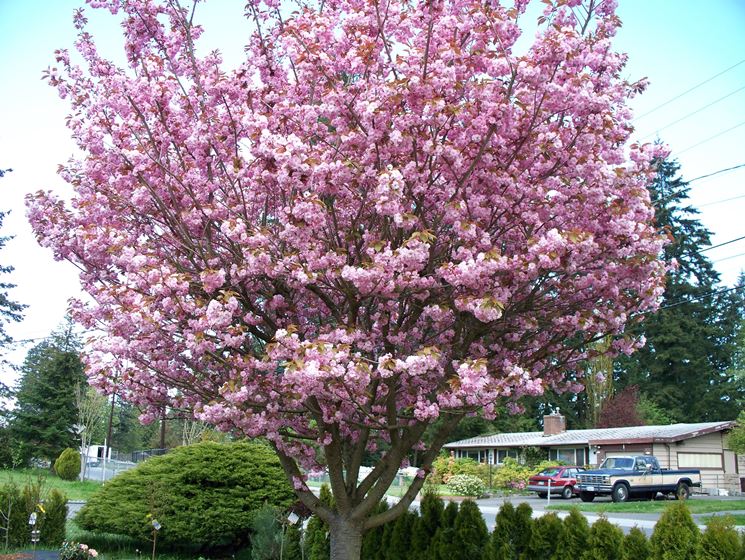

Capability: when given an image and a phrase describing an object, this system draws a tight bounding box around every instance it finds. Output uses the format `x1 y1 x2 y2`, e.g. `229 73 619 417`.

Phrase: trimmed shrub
526 512 564 560
700 515 741 560
248 504 301 560
621 527 650 560
446 474 486 497
54 448 81 481
555 507 590 560
583 516 624 560
75 441 295 552
650 501 700 560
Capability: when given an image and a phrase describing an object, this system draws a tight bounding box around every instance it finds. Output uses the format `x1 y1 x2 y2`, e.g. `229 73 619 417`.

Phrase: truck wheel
537 492 547 499
675 482 690 500
562 485 574 500
580 491 595 502
612 483 630 503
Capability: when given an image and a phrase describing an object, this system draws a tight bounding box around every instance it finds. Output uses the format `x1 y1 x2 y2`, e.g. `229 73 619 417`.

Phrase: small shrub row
0 477 67 549
301 490 745 560
431 454 562 491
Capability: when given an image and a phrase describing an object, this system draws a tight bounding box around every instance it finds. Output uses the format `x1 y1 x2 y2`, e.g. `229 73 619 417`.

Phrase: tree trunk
329 517 363 560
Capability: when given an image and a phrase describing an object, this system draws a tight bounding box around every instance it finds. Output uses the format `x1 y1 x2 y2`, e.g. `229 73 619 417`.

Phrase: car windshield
538 468 561 477
601 457 634 469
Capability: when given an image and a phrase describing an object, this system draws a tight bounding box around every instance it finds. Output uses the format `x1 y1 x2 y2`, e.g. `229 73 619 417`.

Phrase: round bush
75 441 295 552
446 474 486 497
54 448 81 481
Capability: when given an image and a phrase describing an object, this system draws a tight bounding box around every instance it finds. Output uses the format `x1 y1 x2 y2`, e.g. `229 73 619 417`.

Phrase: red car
528 466 583 499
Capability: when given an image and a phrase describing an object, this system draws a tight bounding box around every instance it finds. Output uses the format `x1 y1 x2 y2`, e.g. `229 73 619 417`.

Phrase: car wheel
676 482 690 500
611 483 630 503
579 491 595 502
562 485 574 500
537 492 547 499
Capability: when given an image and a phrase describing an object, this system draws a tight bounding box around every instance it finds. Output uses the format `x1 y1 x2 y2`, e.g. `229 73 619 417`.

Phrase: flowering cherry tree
29 0 666 556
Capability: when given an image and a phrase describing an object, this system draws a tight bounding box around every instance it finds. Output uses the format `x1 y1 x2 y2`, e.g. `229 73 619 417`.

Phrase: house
443 413 743 494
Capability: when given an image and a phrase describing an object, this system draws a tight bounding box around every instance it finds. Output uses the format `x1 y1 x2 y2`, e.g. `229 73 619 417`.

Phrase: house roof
442 421 735 449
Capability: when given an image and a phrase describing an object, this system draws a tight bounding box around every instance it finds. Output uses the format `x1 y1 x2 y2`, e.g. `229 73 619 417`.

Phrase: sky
0 0 744 388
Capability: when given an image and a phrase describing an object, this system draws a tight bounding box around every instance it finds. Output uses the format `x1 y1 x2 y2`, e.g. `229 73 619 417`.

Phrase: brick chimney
543 412 566 436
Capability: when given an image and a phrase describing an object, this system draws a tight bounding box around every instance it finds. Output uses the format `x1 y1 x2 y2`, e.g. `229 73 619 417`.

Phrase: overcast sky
1 0 744 387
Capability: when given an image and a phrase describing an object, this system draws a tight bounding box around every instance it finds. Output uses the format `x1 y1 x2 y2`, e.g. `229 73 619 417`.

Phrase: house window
495 449 519 464
549 448 585 465
678 453 723 469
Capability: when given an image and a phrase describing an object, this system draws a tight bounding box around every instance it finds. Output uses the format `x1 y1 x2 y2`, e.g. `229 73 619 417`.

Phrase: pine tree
512 503 533 558
621 527 650 560
617 157 745 422
10 323 85 464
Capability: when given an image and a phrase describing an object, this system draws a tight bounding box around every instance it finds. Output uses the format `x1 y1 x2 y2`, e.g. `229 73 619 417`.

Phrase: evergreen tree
650 501 700 560
409 491 443 560
555 508 590 560
526 512 563 560
484 502 516 560
431 501 459 560
700 515 741 560
512 503 533 558
452 500 488 560
617 157 745 422
0 168 27 393
10 323 85 464
361 501 389 560
582 516 623 560
621 527 650 560
304 485 333 560
385 509 416 560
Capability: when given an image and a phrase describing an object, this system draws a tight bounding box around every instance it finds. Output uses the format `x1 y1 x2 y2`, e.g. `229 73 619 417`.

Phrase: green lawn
700 513 745 526
0 468 103 501
548 499 745 514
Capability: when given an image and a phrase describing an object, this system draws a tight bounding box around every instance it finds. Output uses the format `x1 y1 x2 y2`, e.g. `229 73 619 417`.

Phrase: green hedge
75 441 295 552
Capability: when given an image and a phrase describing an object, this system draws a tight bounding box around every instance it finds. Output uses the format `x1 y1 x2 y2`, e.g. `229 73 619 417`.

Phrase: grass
699 513 745 526
0 468 102 501
548 498 745 514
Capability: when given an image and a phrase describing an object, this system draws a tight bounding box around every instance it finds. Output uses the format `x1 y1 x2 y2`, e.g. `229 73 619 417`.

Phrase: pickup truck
576 455 701 503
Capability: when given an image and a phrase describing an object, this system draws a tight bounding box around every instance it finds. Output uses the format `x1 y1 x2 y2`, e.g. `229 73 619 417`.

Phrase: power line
674 119 745 157
700 235 745 253
688 163 745 184
699 193 745 208
656 284 745 312
638 84 745 140
633 58 745 122
713 251 745 264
